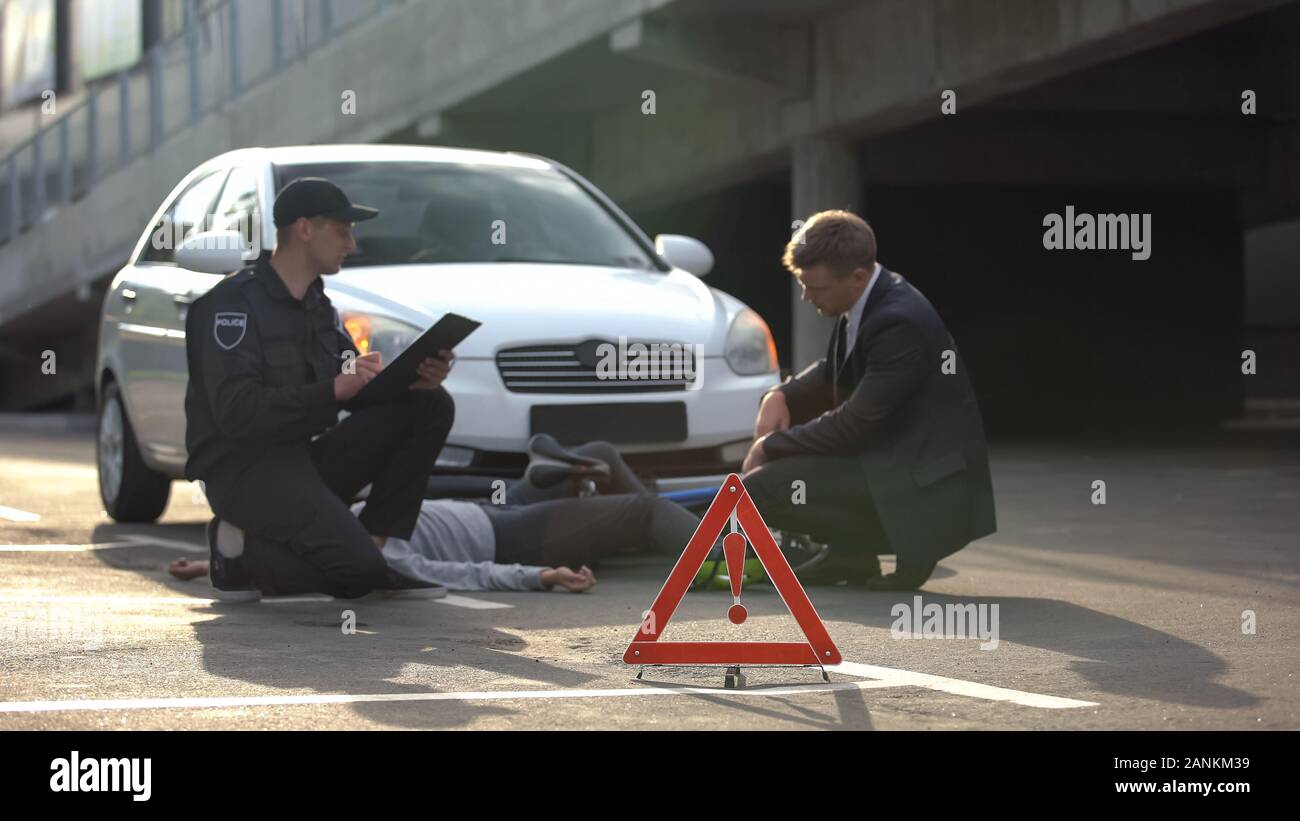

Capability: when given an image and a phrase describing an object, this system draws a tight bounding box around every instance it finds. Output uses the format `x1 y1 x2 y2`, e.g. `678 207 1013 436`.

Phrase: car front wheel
97 381 171 523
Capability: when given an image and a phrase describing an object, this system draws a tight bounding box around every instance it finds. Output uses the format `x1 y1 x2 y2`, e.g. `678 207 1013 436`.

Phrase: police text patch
214 312 248 350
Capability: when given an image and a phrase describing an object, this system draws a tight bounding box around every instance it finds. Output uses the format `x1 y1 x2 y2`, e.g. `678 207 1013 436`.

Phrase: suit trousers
743 454 891 556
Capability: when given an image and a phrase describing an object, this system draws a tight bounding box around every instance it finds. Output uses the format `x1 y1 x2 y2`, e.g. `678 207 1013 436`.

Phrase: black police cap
273 177 379 228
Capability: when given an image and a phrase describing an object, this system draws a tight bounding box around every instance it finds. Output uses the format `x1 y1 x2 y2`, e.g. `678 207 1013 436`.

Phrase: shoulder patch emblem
213 312 248 350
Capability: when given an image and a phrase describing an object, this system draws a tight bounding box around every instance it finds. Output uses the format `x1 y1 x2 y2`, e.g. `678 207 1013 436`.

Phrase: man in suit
740 210 995 590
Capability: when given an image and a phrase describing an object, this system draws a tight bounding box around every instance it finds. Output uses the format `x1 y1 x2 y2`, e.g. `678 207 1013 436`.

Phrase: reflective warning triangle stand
623 473 842 668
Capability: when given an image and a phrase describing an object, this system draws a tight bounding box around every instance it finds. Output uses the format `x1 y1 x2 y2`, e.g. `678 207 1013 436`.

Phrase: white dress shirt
839 262 882 366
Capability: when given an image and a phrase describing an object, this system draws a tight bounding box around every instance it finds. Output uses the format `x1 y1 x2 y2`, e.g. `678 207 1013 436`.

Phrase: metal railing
0 0 399 247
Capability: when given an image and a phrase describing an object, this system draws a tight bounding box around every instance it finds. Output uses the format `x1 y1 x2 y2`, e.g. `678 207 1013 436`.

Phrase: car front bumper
434 357 776 477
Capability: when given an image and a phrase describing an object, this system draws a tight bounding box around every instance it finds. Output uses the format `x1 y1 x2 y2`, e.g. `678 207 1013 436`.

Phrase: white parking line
0 594 221 606
0 658 1095 714
437 594 512 610
0 538 205 554
118 536 206 554
0 539 513 614
0 506 40 522
260 595 511 608
829 661 1097 709
0 678 906 714
0 592 511 609
0 542 139 552
1 533 514 608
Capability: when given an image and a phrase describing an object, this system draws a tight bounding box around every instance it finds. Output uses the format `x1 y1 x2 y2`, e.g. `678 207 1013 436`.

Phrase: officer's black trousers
207 387 455 598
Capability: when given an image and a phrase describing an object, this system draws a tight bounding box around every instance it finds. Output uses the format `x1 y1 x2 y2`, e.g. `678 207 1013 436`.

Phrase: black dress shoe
862 560 936 591
793 547 882 586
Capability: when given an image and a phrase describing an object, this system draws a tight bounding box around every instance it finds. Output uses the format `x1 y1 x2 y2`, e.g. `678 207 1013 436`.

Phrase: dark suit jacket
762 267 996 564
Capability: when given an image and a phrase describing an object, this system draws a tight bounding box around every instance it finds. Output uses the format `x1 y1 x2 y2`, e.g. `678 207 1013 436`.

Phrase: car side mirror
175 230 253 274
655 234 714 277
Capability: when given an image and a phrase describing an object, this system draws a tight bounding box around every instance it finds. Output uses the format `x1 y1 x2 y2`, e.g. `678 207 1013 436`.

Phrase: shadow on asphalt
92 520 207 545
827 592 1257 709
87 522 1253 721
185 603 875 729
86 521 876 728
632 677 874 729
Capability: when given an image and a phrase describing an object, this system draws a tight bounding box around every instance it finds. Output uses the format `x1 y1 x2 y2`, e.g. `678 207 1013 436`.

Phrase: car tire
97 381 171 523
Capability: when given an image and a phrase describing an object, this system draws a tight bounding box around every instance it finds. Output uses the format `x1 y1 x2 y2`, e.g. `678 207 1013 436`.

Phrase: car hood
324 262 734 357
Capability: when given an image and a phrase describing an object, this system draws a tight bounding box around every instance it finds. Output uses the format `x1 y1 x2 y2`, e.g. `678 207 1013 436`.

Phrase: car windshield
274 161 657 270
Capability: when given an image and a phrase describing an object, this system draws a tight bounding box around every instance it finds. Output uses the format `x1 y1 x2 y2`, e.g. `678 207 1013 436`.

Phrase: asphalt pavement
1 427 1296 730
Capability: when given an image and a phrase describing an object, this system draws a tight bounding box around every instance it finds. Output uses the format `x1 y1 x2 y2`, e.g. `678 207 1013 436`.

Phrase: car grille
495 340 698 393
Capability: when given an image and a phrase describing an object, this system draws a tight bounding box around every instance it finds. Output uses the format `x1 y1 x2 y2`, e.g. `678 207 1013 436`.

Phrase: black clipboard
351 312 480 405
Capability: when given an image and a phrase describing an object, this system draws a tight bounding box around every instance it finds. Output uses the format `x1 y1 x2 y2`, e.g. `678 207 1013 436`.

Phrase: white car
95 144 779 522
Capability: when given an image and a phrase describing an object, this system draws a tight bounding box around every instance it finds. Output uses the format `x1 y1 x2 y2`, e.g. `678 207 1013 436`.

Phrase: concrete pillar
790 136 861 371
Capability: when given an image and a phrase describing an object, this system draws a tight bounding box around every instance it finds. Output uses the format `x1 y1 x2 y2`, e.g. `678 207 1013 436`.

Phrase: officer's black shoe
206 518 262 603
373 567 447 600
792 546 883 587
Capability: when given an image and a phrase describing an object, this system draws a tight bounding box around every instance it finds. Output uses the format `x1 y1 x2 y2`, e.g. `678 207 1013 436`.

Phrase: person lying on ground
171 441 701 593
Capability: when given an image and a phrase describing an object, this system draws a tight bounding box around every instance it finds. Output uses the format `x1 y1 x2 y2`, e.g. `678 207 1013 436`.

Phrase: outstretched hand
542 565 595 592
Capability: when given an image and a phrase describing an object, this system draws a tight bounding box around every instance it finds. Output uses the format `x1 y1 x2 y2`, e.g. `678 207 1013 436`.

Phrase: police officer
184 177 456 601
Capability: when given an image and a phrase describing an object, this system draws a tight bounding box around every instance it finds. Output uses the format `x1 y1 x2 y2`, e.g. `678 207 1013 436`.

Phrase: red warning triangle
624 474 841 667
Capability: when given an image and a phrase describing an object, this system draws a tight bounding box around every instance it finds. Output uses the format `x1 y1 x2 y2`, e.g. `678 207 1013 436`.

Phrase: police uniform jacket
183 254 359 485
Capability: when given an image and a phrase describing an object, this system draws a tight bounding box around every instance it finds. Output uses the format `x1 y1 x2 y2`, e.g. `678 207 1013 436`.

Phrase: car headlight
723 309 778 376
340 312 421 364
